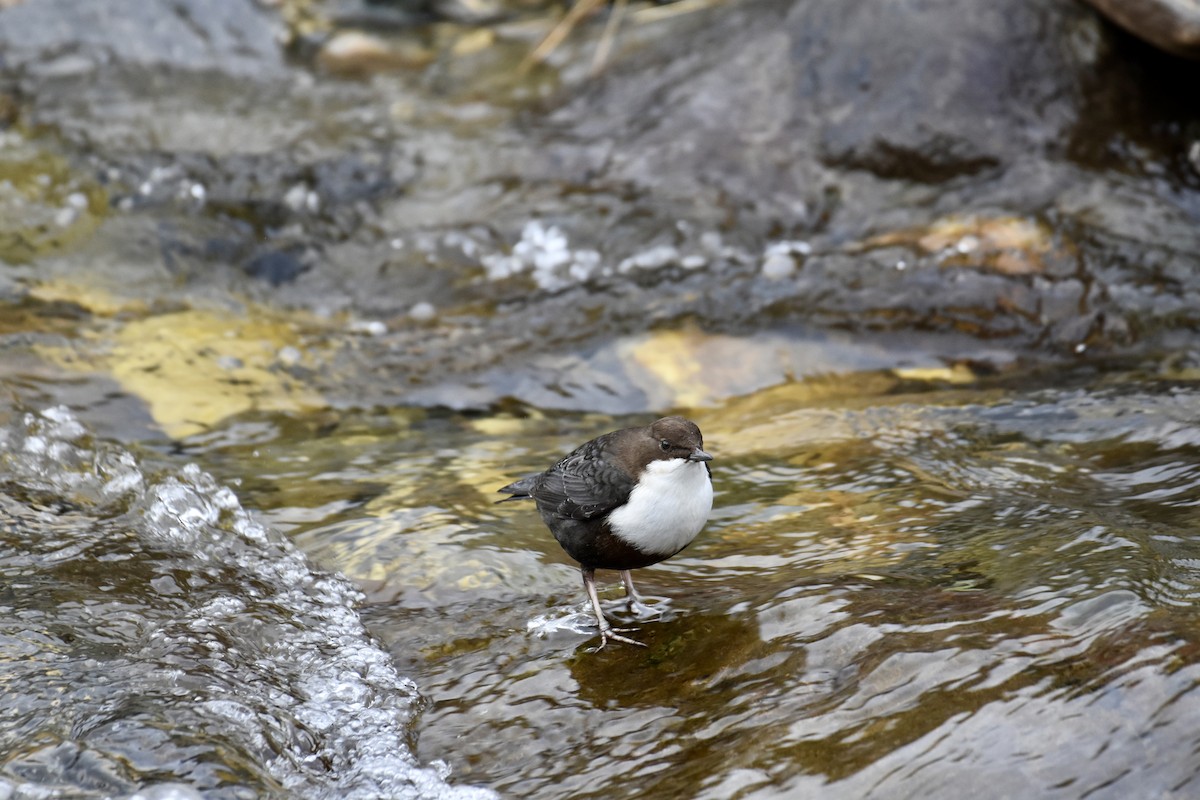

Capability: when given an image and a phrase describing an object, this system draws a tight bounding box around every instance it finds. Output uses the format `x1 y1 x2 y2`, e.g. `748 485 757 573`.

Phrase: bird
498 416 713 649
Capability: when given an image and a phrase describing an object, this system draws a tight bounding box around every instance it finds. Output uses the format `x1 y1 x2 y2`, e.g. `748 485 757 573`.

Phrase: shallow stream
3 0 1200 796
4 362 1199 798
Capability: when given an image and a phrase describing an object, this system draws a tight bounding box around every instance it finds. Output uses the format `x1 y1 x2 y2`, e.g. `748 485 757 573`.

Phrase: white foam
0 407 497 800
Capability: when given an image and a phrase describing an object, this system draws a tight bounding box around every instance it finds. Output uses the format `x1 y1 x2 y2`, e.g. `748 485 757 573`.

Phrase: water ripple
0 407 493 800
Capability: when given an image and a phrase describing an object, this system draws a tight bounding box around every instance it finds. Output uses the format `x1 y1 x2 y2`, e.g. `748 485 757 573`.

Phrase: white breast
607 458 713 557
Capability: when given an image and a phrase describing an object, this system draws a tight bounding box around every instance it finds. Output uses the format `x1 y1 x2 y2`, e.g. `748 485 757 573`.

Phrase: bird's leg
582 567 646 649
620 570 656 618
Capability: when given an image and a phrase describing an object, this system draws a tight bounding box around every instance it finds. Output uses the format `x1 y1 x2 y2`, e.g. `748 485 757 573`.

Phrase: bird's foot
626 597 659 619
593 626 648 650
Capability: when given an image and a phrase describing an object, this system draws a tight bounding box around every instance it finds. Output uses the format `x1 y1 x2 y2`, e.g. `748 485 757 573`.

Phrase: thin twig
521 0 607 70
631 0 725 24
589 0 629 76
520 0 728 75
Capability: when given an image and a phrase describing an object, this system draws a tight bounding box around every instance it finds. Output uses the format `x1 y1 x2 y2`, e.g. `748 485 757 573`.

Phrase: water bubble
349 319 388 336
42 405 87 439
762 252 796 280
764 239 811 257
283 183 311 212
410 302 436 321
617 244 680 273
482 221 606 289
0 409 497 799
956 234 980 254
278 345 303 366
700 231 724 251
526 605 597 638
127 784 205 800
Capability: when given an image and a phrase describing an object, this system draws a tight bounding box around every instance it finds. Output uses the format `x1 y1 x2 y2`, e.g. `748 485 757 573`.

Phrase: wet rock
245 247 312 286
554 0 1100 225
0 0 286 77
322 0 435 30
291 0 508 34
862 215 1075 278
1081 0 1200 59
527 0 1200 361
431 0 510 25
804 0 1085 183
96 308 326 439
3 0 1200 417
317 30 436 74
0 140 106 264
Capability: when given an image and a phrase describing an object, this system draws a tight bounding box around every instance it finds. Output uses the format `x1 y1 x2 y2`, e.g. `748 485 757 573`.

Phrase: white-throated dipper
498 416 713 648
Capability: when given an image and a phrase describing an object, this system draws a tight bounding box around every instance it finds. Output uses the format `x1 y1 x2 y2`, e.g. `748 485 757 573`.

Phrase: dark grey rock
553 0 1103 229
0 0 286 77
244 248 311 286
525 0 1200 355
802 0 1084 180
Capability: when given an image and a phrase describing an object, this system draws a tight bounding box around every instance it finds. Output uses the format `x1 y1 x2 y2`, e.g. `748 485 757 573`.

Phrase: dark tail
496 474 538 503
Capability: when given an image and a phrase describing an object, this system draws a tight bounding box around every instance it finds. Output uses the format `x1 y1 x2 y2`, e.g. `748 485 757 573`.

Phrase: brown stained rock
864 216 1076 278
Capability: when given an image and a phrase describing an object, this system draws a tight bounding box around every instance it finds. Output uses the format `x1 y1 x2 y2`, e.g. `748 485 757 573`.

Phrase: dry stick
521 0 607 70
631 0 726 24
590 0 629 76
521 0 726 75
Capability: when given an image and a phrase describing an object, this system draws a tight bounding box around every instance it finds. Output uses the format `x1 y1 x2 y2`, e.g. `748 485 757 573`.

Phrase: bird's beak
688 448 713 462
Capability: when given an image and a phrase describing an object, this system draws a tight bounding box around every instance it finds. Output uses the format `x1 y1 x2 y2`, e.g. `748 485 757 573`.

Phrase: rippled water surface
4 369 1200 799
0 408 494 800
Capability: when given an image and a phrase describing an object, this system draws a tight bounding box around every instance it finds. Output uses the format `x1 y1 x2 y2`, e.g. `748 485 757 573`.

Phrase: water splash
0 406 495 800
526 605 599 639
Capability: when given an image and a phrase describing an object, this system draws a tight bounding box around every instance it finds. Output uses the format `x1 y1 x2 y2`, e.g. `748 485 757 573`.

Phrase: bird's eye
660 440 671 451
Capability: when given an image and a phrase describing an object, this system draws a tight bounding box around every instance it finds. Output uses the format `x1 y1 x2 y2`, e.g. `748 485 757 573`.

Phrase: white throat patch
607 458 713 557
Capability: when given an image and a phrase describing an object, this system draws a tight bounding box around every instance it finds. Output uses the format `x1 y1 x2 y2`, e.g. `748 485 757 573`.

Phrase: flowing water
0 407 494 800
2 0 1198 794
5 364 1198 798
